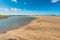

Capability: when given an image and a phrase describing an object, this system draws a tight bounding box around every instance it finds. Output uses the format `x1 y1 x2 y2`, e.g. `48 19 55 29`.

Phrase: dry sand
0 16 60 40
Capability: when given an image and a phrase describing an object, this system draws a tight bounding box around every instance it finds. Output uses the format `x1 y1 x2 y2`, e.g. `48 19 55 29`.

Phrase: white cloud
0 8 41 15
0 8 21 15
0 8 9 12
51 0 60 3
24 9 26 11
11 8 22 11
11 8 14 10
11 0 17 3
24 2 27 5
4 8 9 12
0 8 33 15
0 8 19 12
11 8 18 11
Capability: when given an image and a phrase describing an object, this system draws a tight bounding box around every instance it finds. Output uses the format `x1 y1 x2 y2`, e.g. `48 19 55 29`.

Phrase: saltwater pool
0 16 35 33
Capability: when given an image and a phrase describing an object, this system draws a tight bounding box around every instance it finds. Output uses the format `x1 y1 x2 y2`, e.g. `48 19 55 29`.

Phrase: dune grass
0 15 9 19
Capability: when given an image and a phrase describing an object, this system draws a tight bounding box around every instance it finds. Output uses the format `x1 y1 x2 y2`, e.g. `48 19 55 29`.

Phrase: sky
0 0 60 15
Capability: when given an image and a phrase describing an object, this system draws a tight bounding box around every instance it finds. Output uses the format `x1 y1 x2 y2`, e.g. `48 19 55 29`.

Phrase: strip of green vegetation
0 15 9 19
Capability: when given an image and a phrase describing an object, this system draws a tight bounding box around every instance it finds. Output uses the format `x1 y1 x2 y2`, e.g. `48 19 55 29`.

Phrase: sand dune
0 16 60 40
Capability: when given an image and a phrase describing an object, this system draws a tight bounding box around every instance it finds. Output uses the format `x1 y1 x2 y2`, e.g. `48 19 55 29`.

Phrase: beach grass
0 15 9 19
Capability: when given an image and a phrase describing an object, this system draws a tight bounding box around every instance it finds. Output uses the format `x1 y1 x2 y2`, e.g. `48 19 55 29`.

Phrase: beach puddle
0 16 36 33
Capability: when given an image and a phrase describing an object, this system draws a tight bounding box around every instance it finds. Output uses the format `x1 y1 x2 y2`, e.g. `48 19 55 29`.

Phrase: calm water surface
0 16 35 33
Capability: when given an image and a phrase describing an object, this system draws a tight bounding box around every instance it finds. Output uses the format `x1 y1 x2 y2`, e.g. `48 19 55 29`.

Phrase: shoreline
0 16 36 34
0 16 60 40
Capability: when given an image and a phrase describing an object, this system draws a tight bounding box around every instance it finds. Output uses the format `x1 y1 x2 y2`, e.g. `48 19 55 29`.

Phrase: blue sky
0 0 60 15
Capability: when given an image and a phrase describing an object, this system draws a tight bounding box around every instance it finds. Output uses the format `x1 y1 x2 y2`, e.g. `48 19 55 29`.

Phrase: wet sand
0 16 60 40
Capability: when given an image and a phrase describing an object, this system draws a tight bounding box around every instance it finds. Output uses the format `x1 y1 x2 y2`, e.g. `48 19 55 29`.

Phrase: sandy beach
0 16 60 40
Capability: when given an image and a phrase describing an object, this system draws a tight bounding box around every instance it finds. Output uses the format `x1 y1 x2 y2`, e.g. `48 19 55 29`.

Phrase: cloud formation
0 8 21 12
11 0 17 3
51 0 59 3
0 8 32 15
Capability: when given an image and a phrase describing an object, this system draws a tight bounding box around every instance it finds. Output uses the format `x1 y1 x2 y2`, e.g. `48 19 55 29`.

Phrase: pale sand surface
0 16 60 40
